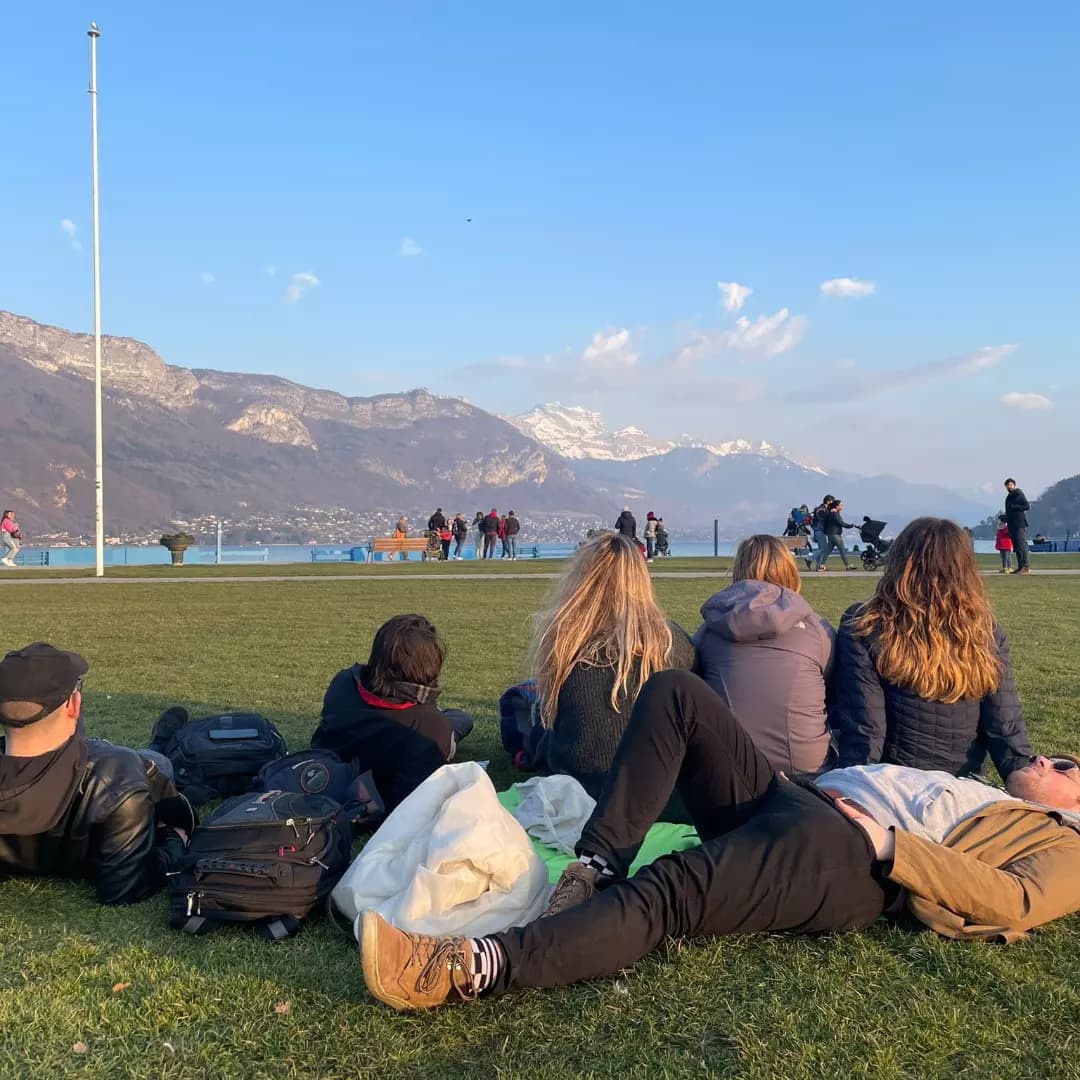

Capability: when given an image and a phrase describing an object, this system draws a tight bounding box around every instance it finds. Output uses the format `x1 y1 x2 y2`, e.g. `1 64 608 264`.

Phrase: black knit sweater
539 621 695 798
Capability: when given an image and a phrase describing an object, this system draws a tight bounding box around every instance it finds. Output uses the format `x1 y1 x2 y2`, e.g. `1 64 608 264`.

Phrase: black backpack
252 750 386 830
167 790 352 940
153 710 287 806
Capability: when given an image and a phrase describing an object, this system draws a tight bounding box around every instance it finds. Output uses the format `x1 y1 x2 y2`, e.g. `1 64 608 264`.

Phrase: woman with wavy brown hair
526 532 694 798
832 517 1031 779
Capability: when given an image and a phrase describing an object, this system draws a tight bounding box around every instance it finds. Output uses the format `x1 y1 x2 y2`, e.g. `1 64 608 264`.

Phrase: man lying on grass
362 670 1080 1011
0 643 194 904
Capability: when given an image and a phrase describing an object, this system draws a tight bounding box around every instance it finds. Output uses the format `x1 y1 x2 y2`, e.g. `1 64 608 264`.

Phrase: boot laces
412 934 476 1002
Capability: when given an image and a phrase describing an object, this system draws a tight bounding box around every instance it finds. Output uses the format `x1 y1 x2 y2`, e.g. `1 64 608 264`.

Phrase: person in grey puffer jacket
831 517 1031 780
693 536 836 776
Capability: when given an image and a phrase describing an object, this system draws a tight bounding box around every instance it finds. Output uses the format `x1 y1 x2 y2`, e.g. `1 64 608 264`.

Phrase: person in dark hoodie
481 509 500 559
0 643 194 905
693 535 836 776
815 498 857 571
311 615 474 811
614 506 637 541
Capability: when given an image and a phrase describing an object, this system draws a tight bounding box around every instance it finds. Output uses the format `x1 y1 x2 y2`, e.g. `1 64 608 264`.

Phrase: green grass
7 551 1080 579
0 576 1078 1079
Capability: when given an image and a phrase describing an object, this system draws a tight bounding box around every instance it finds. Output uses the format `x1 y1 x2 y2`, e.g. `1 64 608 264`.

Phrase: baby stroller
858 518 891 570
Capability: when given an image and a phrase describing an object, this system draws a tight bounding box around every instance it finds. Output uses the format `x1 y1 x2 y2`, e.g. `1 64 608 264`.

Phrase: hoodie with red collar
311 664 462 811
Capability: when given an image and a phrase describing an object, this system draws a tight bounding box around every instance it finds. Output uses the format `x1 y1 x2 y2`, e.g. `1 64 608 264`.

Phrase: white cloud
265 265 278 277
787 343 1016 403
59 218 82 252
580 329 639 374
285 271 320 303
398 237 423 258
717 281 752 312
200 271 217 285
674 308 807 367
820 277 876 299
1000 391 1053 411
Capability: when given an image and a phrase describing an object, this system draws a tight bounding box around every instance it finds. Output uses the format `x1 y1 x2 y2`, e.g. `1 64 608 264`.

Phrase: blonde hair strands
732 535 802 593
528 532 673 728
852 517 1002 704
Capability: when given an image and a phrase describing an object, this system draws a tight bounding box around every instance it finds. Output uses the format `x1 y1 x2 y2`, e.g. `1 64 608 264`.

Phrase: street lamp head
88 22 101 38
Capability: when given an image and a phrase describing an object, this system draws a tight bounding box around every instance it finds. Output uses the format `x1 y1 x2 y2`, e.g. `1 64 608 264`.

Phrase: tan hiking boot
540 861 599 919
1018 567 1032 574
361 910 476 1011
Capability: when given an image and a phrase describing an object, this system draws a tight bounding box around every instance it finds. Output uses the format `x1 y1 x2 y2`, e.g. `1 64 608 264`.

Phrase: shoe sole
361 911 413 1012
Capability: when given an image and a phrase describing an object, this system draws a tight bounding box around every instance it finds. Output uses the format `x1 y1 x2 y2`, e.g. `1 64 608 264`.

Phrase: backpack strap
258 915 301 942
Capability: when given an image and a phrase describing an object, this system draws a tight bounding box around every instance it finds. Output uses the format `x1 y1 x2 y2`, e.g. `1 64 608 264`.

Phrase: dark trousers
1008 525 1029 570
483 533 497 559
999 550 1012 570
492 671 886 992
453 536 465 558
440 540 451 560
816 533 850 568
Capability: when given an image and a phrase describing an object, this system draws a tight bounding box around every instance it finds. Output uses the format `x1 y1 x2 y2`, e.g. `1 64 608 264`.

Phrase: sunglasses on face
1052 758 1078 773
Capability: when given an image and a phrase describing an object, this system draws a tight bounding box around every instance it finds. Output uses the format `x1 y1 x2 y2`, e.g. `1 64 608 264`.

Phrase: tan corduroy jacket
886 801 1080 942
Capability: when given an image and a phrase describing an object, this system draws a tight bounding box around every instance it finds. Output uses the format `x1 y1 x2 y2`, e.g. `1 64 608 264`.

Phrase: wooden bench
370 537 431 562
778 535 812 554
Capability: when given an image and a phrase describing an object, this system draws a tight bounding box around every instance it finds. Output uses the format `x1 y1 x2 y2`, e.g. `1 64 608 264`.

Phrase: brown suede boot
361 911 476 1011
540 861 599 919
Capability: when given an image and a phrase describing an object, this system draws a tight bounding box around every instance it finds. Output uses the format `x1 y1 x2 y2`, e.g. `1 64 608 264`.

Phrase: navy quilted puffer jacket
832 602 1031 780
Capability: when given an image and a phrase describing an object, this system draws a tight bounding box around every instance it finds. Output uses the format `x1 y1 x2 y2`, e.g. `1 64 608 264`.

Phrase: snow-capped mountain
507 403 826 474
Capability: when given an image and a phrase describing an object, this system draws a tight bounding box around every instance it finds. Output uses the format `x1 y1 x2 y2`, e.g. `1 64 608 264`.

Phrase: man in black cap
0 642 194 905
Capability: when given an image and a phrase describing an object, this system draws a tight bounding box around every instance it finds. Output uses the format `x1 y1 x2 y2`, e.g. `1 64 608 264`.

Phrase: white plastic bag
512 774 596 856
331 761 549 939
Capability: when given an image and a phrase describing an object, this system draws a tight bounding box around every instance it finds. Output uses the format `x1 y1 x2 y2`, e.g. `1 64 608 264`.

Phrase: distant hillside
575 449 991 537
0 311 609 537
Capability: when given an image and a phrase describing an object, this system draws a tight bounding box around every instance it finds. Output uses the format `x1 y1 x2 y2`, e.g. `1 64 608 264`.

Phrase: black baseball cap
0 643 88 727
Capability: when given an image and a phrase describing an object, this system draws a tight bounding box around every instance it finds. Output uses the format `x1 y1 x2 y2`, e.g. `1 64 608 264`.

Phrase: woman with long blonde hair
526 532 694 797
833 517 1031 779
693 535 836 775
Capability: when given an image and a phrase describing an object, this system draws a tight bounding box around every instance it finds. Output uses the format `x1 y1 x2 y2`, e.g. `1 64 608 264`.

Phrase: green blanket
497 787 700 884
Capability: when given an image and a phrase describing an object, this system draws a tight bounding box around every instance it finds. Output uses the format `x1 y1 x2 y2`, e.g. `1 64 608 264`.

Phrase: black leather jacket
0 739 185 905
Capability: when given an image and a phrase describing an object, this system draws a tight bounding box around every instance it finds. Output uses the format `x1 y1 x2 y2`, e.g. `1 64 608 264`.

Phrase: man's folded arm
886 827 1080 933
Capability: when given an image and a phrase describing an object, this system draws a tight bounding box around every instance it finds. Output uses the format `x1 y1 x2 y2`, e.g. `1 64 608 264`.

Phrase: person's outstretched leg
579 670 775 876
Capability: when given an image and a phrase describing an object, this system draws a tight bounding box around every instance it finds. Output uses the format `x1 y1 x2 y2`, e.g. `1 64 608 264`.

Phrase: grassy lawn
0 576 1078 1079
7 551 1080 579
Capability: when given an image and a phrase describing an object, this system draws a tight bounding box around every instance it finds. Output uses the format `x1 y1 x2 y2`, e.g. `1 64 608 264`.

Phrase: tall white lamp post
88 22 105 576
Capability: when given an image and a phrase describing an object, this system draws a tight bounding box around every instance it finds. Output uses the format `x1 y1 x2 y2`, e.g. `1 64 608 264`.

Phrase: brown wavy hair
851 517 1001 703
529 532 673 728
732 535 802 592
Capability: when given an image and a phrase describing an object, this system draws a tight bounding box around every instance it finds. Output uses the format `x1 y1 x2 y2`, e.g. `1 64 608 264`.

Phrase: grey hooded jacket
693 579 836 776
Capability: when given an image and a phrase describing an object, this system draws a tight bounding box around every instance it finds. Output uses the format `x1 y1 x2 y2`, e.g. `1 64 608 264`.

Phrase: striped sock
578 851 617 885
468 936 506 995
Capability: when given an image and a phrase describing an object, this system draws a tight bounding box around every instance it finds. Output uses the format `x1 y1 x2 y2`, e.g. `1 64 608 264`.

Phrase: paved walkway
3 569 1080 586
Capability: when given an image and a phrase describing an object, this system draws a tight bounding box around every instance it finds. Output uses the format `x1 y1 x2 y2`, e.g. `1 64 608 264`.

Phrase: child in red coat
995 515 1013 573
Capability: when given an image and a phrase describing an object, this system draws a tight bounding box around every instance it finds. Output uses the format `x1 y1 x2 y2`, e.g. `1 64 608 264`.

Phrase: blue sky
2 1 1077 498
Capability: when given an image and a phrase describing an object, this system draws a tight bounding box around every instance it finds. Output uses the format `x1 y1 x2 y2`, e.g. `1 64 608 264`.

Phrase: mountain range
0 311 993 540
506 403 822 471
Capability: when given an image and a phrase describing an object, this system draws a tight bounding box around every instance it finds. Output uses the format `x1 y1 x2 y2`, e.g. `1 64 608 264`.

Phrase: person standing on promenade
1 511 22 568
451 514 469 560
504 511 521 560
472 512 484 559
614 507 637 541
995 515 1013 573
1004 479 1031 575
644 512 658 561
393 516 409 562
481 509 500 560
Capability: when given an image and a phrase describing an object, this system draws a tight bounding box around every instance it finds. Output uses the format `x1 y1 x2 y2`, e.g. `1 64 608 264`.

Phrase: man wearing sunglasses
0 643 194 905
359 671 1080 1011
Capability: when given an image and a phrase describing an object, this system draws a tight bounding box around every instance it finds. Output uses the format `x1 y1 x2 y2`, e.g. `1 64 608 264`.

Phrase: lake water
17 537 1005 567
